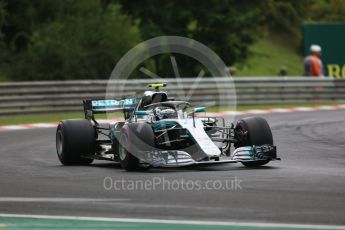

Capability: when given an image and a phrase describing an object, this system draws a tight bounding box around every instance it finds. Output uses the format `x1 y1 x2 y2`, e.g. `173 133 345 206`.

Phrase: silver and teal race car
56 83 279 171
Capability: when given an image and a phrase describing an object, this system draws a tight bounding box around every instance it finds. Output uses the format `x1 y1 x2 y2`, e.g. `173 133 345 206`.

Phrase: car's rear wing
83 98 138 122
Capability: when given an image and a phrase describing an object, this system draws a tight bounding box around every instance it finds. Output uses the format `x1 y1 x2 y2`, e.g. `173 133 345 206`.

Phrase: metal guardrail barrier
0 77 344 115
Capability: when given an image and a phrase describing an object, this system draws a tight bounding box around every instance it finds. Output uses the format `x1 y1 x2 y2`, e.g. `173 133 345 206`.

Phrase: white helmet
310 44 321 53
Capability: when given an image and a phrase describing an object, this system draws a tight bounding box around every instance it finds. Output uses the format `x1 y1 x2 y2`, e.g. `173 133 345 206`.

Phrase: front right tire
56 119 95 165
235 117 273 167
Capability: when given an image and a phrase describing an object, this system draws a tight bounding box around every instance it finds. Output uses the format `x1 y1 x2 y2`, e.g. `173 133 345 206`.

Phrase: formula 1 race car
56 83 279 171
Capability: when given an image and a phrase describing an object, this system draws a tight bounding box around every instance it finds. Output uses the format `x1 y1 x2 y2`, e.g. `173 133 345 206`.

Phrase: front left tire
118 123 155 171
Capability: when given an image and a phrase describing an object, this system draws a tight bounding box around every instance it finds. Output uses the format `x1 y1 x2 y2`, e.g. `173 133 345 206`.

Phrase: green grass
1 102 343 126
236 33 303 76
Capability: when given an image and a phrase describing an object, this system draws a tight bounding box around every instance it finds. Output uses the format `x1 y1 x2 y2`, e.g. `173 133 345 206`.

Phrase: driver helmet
160 108 176 119
153 107 162 120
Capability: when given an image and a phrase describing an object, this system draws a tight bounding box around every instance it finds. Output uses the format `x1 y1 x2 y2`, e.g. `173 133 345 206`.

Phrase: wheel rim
119 134 127 161
56 130 63 156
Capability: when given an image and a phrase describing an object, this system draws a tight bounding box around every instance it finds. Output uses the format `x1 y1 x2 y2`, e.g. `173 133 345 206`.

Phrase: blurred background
0 0 345 81
0 0 345 124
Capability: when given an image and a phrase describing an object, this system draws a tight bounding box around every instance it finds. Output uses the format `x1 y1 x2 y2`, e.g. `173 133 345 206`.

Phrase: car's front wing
138 144 279 168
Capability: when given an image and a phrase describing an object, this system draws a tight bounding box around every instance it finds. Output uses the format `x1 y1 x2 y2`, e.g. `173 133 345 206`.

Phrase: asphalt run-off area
0 109 345 230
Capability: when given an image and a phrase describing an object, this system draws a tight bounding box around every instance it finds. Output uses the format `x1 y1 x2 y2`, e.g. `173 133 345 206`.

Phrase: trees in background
0 1 4 38
0 0 344 80
0 1 5 64
118 0 265 77
308 0 345 22
0 0 140 80
263 0 312 37
263 0 345 36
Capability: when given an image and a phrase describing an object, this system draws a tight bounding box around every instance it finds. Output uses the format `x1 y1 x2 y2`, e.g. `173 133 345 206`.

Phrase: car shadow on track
89 162 279 173
148 166 279 173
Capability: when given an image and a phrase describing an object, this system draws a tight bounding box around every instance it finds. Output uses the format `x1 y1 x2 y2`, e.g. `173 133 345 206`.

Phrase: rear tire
56 119 95 165
235 117 273 167
119 123 154 171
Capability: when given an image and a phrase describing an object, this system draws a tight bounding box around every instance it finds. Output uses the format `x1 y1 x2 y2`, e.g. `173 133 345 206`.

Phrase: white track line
26 123 57 128
336 104 345 109
290 107 316 112
316 105 338 110
243 109 270 114
0 214 344 229
0 125 29 130
267 108 291 113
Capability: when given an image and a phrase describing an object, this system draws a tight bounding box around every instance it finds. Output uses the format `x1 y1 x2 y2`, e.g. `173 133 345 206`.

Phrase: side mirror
134 110 148 116
194 107 206 113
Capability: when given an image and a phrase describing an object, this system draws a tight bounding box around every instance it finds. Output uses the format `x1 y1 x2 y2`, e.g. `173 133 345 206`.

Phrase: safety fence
0 77 344 115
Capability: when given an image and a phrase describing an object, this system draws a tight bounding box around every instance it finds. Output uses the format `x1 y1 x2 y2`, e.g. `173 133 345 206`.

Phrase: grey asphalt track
0 110 345 225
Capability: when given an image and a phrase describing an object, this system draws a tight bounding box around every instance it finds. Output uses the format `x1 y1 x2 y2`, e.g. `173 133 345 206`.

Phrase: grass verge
235 33 303 76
